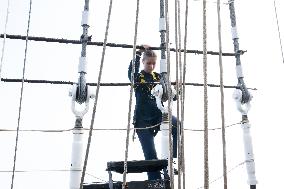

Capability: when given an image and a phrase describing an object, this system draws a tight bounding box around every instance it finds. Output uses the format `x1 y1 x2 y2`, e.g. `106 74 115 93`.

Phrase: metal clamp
151 84 177 114
233 89 252 115
69 84 95 118
152 84 167 113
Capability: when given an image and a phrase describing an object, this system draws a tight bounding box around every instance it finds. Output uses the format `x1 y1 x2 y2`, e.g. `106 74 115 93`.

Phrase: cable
181 0 189 188
1 169 107 182
79 0 113 188
174 0 183 188
216 0 228 188
193 0 231 5
0 121 242 133
228 0 250 103
0 0 11 84
202 0 209 188
0 34 245 56
10 0 32 188
273 0 284 64
196 161 247 189
164 0 175 187
0 160 247 189
0 78 258 90
122 0 140 188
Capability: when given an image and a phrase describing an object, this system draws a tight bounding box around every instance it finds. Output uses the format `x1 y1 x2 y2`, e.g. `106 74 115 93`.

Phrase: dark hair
142 49 157 61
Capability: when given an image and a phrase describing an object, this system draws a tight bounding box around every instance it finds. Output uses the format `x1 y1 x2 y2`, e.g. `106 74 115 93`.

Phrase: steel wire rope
122 0 140 188
164 0 175 187
202 0 209 188
0 0 11 85
79 0 114 188
0 122 242 133
1 78 257 90
273 0 284 64
174 0 183 188
10 0 33 188
0 34 243 56
180 0 189 188
0 121 242 133
216 0 228 188
196 160 247 189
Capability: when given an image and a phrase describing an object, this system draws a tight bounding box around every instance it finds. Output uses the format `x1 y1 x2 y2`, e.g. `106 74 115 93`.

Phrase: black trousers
135 116 178 180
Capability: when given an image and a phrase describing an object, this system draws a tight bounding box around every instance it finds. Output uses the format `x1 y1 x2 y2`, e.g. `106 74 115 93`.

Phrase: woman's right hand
138 44 151 52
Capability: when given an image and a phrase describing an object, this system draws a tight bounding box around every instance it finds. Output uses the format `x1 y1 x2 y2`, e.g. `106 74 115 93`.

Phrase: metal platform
106 159 168 173
83 179 170 189
83 159 170 189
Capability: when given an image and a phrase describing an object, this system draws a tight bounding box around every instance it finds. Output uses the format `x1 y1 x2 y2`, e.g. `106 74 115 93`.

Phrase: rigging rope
181 0 189 188
174 0 183 188
10 0 33 188
0 34 244 56
193 0 232 5
1 78 257 90
122 0 140 188
0 0 11 84
196 160 247 189
273 0 284 64
216 0 228 188
164 0 175 187
0 160 247 189
0 122 242 133
202 0 209 188
76 0 90 104
228 0 250 103
79 0 113 188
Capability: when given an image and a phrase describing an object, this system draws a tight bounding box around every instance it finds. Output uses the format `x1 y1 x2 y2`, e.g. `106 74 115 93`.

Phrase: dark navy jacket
128 52 162 128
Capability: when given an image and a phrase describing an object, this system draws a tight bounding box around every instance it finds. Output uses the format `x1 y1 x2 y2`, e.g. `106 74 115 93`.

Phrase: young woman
128 45 178 180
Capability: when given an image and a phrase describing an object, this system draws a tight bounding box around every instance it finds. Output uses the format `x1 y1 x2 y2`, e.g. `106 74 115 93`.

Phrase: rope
0 121 242 133
1 169 107 182
196 161 247 189
202 0 209 188
0 160 247 189
0 0 11 83
181 0 189 188
122 0 140 188
164 0 175 187
193 0 232 5
10 0 33 188
228 0 250 103
217 0 228 188
0 34 244 56
273 0 284 64
174 0 183 188
79 0 113 188
76 0 90 104
0 78 257 90
160 0 166 60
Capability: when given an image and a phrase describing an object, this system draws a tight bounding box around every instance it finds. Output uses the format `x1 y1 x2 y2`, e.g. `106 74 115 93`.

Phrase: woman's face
143 57 157 73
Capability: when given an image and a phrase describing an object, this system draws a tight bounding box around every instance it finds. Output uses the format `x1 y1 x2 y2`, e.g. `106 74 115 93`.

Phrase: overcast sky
1 0 284 189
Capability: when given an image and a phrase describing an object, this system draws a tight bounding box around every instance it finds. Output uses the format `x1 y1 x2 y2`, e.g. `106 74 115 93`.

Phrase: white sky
0 0 284 189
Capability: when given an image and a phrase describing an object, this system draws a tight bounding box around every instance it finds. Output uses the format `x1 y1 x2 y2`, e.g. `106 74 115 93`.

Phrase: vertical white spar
69 117 84 189
152 85 170 160
228 0 257 187
233 90 257 188
158 0 170 163
69 0 94 188
69 86 94 189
